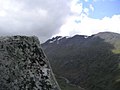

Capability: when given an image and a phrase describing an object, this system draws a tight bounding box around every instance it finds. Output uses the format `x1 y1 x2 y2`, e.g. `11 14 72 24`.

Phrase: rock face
0 36 61 90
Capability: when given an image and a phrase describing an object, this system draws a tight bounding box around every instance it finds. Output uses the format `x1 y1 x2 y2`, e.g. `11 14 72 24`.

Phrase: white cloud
54 0 120 37
83 8 89 15
89 4 94 12
55 15 120 37
93 0 99 2
0 0 71 42
78 15 120 35
93 0 105 2
70 0 83 15
85 0 88 2
0 10 7 17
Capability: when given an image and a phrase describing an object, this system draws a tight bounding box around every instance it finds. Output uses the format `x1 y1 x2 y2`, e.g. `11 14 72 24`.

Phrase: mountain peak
94 31 120 42
95 31 120 36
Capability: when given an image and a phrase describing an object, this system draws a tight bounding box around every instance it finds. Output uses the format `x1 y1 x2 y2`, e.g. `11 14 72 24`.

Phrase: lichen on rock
0 36 61 90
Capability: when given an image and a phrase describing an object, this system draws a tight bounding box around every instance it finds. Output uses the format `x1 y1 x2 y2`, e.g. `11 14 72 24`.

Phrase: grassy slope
112 41 120 54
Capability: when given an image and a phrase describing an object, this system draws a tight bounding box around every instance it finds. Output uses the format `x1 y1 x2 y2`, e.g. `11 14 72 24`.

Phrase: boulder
0 36 61 90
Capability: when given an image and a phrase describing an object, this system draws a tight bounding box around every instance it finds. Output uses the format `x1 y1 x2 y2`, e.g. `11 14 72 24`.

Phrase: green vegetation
112 41 120 54
112 49 120 54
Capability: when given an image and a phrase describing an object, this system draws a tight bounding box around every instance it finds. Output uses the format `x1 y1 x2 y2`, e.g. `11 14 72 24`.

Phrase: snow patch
49 36 63 44
49 39 56 43
84 36 88 38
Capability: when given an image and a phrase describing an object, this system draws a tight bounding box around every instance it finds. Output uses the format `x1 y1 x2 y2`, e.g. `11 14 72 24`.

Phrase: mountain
0 36 60 90
42 32 120 90
94 32 120 54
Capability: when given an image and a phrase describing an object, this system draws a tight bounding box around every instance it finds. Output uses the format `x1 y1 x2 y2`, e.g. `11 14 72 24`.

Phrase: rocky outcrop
0 36 61 90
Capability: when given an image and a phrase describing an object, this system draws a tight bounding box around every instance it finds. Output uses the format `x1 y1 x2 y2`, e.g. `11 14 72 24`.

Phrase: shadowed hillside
42 32 120 90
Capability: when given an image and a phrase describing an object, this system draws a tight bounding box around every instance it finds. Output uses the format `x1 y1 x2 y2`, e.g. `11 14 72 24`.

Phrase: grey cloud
0 0 71 42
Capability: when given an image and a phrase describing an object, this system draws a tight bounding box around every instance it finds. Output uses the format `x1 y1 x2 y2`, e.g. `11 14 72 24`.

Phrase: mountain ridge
43 31 120 44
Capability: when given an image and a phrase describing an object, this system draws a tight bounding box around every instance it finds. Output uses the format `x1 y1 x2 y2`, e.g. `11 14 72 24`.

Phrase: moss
112 49 120 54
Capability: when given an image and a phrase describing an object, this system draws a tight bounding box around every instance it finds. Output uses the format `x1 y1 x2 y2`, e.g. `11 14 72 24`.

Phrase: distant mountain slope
42 32 120 90
94 32 120 53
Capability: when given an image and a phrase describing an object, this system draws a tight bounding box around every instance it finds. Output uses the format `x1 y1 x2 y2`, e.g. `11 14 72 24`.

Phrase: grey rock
0 36 61 90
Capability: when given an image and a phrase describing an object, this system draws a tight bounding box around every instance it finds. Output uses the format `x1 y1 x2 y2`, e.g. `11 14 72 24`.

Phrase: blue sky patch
80 0 120 19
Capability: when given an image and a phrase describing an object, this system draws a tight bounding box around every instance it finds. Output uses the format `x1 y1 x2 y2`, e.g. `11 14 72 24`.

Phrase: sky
0 0 120 42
